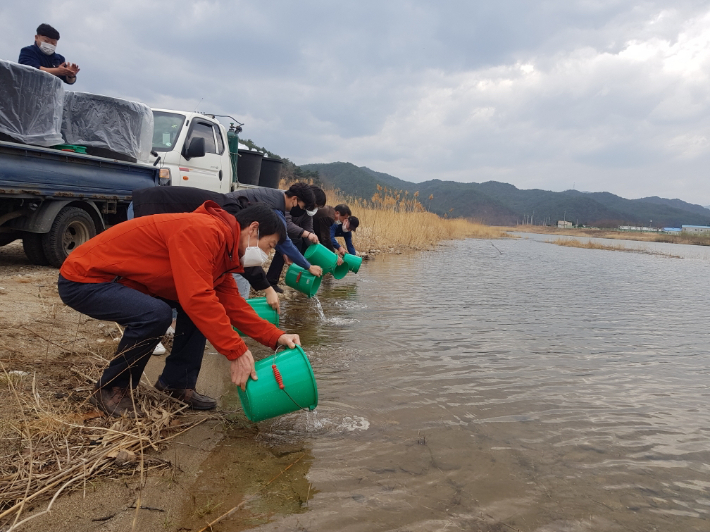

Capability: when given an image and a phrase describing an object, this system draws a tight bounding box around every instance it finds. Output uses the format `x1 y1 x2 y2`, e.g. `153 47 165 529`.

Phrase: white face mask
39 42 56 55
306 207 318 217
241 229 268 267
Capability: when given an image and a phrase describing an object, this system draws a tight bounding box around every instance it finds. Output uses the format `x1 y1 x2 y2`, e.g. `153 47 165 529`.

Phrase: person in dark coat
18 23 79 84
265 186 327 290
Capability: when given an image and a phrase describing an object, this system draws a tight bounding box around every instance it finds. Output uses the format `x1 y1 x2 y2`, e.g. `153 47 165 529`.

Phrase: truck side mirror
183 137 206 160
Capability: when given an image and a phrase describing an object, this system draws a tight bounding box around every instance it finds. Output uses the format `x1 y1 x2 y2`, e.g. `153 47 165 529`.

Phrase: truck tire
23 233 50 265
0 234 18 247
42 207 96 268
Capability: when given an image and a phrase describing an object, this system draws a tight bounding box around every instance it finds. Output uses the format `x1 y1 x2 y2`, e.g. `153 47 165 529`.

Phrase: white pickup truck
150 109 249 193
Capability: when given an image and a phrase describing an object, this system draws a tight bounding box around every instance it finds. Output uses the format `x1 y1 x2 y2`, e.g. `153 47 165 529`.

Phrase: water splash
305 409 325 432
313 296 327 321
312 296 359 325
338 416 370 432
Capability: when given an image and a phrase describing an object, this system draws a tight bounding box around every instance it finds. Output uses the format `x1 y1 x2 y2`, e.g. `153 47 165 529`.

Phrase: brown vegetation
508 225 710 247
0 351 208 530
547 237 680 258
327 186 507 252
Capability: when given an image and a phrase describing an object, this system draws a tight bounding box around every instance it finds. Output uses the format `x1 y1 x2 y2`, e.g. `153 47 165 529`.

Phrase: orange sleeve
216 276 284 350
166 222 250 360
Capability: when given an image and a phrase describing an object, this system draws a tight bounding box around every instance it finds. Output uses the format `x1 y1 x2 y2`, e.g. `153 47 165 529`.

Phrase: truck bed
0 140 160 200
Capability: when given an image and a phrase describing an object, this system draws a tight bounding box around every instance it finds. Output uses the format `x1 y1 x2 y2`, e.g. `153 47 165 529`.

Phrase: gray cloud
2 1 710 203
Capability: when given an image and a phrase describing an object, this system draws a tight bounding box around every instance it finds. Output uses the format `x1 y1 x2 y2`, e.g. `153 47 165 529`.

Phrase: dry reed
325 186 506 251
0 363 209 530
509 225 710 247
547 238 680 258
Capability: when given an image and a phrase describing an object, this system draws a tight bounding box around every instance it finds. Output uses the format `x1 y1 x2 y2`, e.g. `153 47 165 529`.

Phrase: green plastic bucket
285 264 321 297
304 243 338 274
51 144 88 154
237 345 318 422
332 261 349 279
234 297 279 337
343 253 363 273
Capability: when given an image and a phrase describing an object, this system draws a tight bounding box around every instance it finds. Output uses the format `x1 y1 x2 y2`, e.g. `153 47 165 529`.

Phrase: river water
218 236 710 531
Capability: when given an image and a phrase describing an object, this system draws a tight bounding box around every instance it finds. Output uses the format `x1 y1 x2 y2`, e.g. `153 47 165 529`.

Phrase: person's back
228 187 286 212
313 206 336 251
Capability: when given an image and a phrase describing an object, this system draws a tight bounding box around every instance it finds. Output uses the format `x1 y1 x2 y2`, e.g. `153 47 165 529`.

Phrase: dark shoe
270 283 284 294
154 379 217 410
89 386 142 418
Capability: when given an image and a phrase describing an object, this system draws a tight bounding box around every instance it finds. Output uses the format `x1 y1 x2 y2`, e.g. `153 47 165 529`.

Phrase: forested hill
300 162 710 227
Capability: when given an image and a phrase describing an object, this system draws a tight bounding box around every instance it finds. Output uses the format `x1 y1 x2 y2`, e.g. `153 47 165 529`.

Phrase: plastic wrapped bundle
0 60 64 146
62 92 154 162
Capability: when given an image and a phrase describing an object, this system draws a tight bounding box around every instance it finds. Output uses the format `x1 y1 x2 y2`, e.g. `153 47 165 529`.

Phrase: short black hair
310 186 326 208
334 204 351 217
348 216 359 232
284 182 316 210
235 203 286 244
36 23 60 40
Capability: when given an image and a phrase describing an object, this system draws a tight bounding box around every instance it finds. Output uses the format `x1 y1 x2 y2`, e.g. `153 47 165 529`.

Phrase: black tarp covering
0 60 64 146
62 91 153 162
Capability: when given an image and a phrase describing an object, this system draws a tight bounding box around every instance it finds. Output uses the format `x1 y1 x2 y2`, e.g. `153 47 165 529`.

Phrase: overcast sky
2 1 709 204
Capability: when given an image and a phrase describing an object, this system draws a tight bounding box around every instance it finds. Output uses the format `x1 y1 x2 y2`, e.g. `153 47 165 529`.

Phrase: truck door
179 120 225 192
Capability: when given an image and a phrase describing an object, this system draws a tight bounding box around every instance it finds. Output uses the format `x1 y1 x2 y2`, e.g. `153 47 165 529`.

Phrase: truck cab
150 109 239 193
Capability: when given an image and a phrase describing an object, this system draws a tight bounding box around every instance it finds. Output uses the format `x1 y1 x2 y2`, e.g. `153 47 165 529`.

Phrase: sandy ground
502 224 710 244
0 241 311 531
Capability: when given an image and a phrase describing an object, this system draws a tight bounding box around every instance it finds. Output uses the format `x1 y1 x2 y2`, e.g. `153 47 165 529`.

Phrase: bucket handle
271 345 308 410
272 364 285 389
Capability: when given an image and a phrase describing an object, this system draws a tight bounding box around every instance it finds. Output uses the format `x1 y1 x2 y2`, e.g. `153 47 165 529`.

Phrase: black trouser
266 237 308 285
58 275 207 390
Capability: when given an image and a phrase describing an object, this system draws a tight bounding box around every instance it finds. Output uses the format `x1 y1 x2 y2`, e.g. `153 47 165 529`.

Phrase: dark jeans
58 275 207 390
266 236 308 285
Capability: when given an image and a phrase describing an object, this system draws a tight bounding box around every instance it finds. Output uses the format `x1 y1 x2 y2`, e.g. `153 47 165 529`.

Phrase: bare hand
56 63 76 76
230 350 257 391
337 247 346 257
264 286 280 313
283 254 292 265
336 256 344 266
277 334 301 349
308 265 323 277
306 232 319 244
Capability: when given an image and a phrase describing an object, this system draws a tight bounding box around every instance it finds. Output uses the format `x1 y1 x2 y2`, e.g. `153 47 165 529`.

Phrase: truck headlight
159 168 171 186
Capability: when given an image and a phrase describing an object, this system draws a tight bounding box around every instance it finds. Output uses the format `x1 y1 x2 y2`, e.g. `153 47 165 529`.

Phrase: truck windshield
152 111 185 152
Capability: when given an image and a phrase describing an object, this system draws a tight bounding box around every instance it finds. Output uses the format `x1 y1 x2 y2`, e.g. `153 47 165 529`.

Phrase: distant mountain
301 162 710 227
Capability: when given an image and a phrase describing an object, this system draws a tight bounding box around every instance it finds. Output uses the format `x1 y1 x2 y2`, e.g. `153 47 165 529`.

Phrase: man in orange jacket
58 202 302 417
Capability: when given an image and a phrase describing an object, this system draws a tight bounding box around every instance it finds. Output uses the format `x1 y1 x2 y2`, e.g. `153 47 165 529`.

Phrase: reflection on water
239 237 710 531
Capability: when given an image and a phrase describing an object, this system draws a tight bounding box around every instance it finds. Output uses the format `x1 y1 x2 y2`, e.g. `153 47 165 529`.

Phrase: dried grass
325 187 507 251
547 237 680 258
0 363 210 530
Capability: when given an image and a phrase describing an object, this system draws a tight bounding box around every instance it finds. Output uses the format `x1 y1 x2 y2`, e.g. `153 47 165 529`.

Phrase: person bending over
58 203 301 417
266 185 327 290
330 204 359 257
225 182 323 292
19 23 79 84
131 183 324 304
